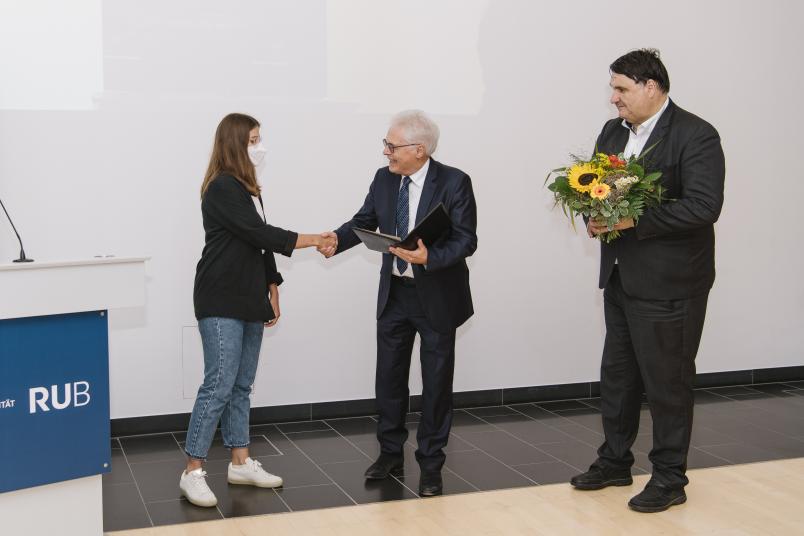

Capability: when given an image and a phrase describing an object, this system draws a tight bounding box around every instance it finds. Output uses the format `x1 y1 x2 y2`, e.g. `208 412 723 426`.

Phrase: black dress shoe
364 454 404 480
570 466 633 490
419 471 443 497
628 485 686 513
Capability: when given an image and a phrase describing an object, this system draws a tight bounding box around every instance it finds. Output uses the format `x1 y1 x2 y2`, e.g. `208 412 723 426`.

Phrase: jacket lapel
605 124 630 155
639 99 674 160
382 172 401 234
415 159 439 225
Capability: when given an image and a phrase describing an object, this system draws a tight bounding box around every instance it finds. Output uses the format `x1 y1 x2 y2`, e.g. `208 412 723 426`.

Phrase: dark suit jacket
334 159 478 333
595 100 725 299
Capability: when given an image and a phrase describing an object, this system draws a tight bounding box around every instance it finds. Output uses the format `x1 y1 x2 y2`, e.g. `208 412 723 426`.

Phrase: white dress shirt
613 97 669 264
393 158 430 278
622 97 670 158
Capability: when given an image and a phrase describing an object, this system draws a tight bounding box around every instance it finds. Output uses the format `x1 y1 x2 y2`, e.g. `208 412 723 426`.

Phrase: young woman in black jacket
179 113 336 507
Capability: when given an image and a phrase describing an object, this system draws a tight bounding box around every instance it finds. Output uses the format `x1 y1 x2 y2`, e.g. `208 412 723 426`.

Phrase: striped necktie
395 176 411 274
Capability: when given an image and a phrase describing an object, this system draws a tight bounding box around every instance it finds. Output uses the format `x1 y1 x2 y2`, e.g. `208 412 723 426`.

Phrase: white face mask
248 143 267 167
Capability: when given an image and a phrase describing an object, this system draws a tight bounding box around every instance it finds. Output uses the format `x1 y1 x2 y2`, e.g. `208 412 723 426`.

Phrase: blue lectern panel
0 311 111 493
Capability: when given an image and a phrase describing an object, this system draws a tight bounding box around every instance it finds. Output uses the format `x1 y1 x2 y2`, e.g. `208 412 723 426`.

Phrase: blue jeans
185 317 264 460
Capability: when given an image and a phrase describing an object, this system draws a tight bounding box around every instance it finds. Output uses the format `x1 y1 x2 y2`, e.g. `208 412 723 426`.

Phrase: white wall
1 0 802 419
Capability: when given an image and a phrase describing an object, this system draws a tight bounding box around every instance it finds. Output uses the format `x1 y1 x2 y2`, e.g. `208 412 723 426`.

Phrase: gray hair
390 109 440 156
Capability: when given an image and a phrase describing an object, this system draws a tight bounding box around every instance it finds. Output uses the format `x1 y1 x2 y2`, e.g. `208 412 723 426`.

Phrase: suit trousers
595 267 708 489
376 276 456 472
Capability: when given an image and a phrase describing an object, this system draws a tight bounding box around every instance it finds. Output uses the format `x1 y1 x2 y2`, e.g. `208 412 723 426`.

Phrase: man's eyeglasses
383 139 419 154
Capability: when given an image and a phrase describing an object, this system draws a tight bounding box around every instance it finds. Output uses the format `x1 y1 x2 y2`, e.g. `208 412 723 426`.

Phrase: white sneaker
228 457 283 488
179 468 218 507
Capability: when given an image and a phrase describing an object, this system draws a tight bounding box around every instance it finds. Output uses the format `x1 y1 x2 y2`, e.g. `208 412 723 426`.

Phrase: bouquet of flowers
545 149 664 242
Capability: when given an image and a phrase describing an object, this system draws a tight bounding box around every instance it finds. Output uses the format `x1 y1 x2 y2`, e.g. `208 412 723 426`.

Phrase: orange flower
608 155 626 168
590 183 611 200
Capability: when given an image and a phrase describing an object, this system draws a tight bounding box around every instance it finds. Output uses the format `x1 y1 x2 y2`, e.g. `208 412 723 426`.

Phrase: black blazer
595 100 725 299
194 175 297 322
334 159 478 333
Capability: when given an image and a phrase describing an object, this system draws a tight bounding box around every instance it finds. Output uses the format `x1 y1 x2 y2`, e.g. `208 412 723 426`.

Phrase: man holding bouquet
570 49 725 512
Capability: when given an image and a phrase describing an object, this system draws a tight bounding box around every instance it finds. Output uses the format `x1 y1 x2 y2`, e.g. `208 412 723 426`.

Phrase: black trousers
375 276 456 472
595 267 708 490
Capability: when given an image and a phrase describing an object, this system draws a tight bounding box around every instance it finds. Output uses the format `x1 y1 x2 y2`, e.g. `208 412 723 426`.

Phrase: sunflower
567 163 602 193
590 182 611 200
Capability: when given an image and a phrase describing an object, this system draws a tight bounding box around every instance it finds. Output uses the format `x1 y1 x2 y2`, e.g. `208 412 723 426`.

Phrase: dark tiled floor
103 382 804 532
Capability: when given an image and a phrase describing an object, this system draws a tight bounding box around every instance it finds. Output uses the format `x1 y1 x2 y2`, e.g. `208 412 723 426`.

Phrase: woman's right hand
295 232 337 254
317 232 337 258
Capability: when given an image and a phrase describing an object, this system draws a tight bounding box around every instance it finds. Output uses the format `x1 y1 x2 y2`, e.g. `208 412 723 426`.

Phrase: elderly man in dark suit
570 49 725 513
320 110 477 497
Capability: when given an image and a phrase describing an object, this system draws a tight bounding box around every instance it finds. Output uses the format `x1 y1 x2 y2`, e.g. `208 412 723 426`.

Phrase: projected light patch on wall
0 0 103 110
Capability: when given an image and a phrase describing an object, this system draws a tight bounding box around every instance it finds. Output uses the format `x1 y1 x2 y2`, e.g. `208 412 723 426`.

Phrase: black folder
353 203 452 252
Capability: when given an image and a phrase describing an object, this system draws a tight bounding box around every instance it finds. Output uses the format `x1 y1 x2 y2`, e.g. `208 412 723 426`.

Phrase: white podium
0 257 147 536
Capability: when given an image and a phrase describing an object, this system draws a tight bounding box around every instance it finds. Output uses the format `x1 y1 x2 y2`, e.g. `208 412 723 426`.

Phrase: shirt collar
622 96 670 134
406 158 430 187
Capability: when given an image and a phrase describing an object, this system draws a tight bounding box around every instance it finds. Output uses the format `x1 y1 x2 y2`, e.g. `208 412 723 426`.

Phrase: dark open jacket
193 174 297 322
595 100 725 299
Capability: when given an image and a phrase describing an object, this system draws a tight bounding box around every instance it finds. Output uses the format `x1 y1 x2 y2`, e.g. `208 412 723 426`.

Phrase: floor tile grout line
277 482 340 491
445 409 549 485
689 445 736 465
169 431 185 456
116 438 157 528
104 480 141 488
125 456 188 467
439 465 481 492
701 389 744 401
510 459 578 469
270 485 293 514
490 405 597 471
399 435 482 493
445 430 540 486
282 428 337 435
317 457 376 467
258 433 286 457
693 445 738 465
481 410 592 464
698 404 804 439
540 413 610 445
504 404 601 449
463 409 515 418
278 426 360 508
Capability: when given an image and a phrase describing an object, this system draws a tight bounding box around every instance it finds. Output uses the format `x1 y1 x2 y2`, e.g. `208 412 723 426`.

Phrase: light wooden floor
110 457 804 535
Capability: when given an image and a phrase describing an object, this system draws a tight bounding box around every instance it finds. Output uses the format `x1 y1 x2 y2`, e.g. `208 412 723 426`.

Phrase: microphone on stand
0 196 34 263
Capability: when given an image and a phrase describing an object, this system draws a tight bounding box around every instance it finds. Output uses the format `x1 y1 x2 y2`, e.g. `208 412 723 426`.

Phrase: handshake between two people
314 232 338 258
310 232 429 265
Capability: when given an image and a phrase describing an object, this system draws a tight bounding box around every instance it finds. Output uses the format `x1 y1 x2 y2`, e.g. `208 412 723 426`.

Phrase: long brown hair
201 113 261 198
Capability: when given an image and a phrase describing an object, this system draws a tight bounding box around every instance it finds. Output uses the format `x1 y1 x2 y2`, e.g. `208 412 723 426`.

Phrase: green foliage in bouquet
545 146 665 242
